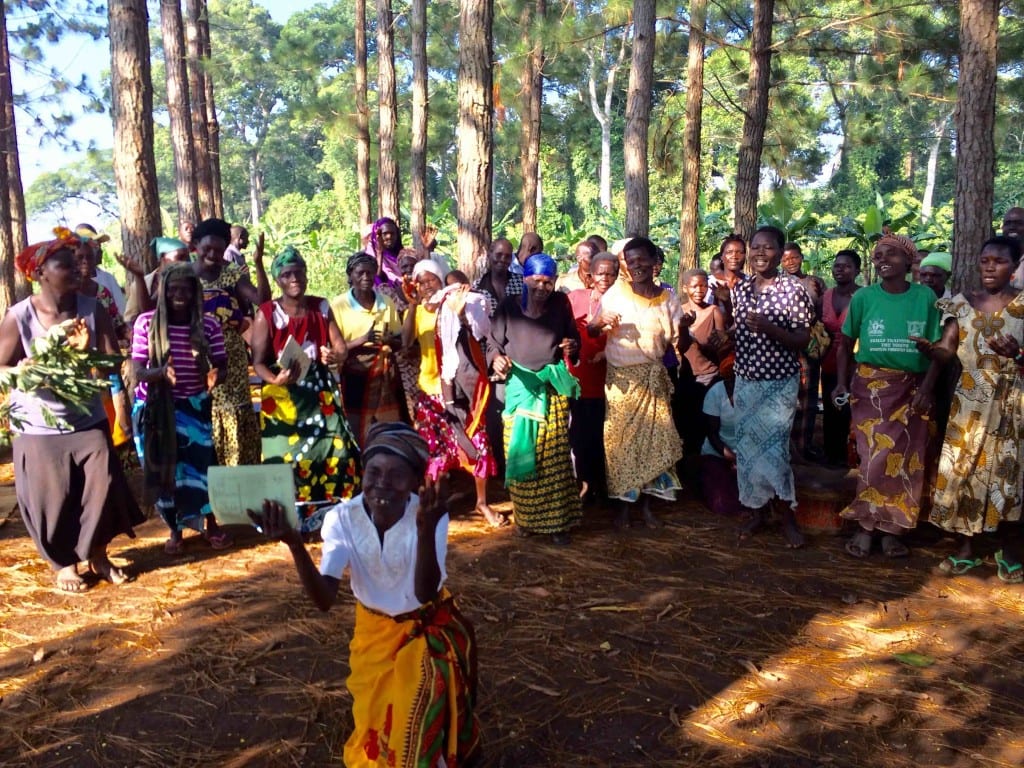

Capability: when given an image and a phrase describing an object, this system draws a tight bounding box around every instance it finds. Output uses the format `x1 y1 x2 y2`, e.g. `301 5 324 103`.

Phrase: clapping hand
65 318 91 351
163 354 177 386
988 332 1020 360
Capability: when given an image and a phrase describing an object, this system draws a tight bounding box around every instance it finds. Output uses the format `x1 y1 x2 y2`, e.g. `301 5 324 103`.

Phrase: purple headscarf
369 217 403 285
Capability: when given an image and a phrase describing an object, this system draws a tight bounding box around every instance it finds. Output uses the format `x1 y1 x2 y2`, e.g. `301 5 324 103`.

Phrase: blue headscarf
521 253 558 307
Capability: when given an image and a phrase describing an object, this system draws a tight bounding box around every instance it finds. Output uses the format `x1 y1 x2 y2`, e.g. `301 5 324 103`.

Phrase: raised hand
248 499 302 546
415 475 447 531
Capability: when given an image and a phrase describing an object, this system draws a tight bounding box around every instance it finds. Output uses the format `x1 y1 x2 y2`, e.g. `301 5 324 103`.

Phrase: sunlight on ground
682 572 1024 767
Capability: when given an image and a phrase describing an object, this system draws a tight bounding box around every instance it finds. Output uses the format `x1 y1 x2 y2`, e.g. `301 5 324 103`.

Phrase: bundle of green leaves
0 319 123 438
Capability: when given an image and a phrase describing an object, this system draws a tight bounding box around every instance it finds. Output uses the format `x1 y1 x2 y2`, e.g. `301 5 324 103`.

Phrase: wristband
1014 350 1024 367
108 373 124 394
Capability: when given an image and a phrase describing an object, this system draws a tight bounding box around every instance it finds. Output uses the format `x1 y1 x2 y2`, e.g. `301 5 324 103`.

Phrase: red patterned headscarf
875 234 918 263
15 237 75 281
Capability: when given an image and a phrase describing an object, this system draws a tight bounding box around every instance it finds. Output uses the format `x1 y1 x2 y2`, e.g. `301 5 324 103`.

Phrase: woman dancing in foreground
252 422 480 767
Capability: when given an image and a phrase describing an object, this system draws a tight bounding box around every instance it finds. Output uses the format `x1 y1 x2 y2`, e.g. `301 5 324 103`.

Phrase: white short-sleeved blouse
318 493 449 616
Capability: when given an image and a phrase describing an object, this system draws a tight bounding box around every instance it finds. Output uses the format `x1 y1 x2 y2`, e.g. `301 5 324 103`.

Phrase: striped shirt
131 311 227 400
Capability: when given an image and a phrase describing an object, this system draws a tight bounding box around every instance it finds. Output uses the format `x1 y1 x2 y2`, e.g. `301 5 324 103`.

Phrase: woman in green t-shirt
832 234 941 559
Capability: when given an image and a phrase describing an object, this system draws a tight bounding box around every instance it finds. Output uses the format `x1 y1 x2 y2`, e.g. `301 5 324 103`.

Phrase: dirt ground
3 463 1024 768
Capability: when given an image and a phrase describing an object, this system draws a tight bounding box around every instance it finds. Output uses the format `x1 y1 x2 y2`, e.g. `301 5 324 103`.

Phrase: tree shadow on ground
1 483 1022 767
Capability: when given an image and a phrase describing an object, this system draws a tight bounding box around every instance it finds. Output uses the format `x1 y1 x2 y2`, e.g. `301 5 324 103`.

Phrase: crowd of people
6 210 1024 766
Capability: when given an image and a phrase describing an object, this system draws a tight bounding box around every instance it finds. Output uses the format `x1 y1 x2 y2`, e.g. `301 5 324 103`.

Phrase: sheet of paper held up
277 334 312 382
208 464 299 529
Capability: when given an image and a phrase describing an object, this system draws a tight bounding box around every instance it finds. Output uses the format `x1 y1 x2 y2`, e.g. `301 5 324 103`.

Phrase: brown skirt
13 423 145 570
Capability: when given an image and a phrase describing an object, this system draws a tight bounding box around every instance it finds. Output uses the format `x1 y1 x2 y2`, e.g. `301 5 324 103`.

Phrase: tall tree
410 0 427 249
678 0 707 275
624 0 655 236
206 0 284 225
355 0 372 230
376 0 399 219
160 0 200 228
733 0 774 241
108 0 161 271
185 0 214 219
456 0 493 276
0 5 14 313
582 22 628 212
519 0 545 232
197 2 223 217
953 0 998 292
0 3 26 302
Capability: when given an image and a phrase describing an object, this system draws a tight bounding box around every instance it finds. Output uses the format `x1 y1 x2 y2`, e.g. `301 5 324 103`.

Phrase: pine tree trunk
376 0 399 220
624 0 655 237
355 0 372 231
160 0 200 228
0 6 26 302
733 0 774 242
0 4 14 315
519 0 544 233
410 0 427 250
108 0 161 274
185 0 213 219
953 0 998 294
197 1 223 218
456 0 493 277
678 0 706 277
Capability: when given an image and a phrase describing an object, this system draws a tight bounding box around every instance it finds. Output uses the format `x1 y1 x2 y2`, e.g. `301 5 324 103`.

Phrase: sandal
164 537 185 556
89 558 130 585
880 534 910 558
995 550 1024 584
936 556 983 576
845 530 873 559
206 531 234 551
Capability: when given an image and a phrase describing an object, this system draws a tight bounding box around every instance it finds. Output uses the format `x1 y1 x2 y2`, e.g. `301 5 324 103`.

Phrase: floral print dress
201 263 262 466
258 297 361 532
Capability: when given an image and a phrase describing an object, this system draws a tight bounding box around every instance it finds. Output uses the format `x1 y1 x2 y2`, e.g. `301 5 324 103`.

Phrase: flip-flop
936 556 983 576
994 550 1024 584
206 532 234 550
880 534 910 558
845 531 873 559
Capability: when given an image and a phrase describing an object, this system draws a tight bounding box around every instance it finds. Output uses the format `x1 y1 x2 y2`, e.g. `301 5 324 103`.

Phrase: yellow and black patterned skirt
503 391 581 534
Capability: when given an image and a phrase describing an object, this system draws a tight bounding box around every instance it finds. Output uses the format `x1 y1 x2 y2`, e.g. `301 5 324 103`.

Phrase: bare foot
56 565 88 593
782 519 805 549
613 508 631 531
738 508 764 542
642 509 663 529
478 504 508 528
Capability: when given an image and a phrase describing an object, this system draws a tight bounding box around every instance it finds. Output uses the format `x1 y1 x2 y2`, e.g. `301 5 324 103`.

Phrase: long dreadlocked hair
148 262 210 378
